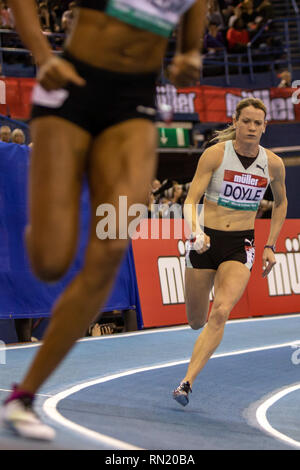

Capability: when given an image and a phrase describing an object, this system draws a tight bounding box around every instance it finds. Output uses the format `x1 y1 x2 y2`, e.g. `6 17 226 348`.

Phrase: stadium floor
1 313 300 450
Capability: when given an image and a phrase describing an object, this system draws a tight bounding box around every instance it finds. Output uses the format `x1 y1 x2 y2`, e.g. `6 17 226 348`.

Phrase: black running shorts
31 50 158 136
185 227 255 271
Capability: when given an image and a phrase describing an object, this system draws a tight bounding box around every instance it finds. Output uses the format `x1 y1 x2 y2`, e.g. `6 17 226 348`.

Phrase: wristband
264 244 276 252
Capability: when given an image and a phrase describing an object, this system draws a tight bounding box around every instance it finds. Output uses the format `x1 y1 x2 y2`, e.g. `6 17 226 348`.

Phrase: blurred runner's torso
67 0 196 72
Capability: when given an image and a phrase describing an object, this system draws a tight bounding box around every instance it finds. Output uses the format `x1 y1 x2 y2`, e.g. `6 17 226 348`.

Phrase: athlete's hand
262 248 276 278
167 50 202 88
191 232 211 254
37 56 86 91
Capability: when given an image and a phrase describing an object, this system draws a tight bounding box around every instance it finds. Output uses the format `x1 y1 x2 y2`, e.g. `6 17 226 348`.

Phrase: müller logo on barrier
132 220 300 327
156 234 300 306
158 240 185 305
267 234 300 296
156 84 196 114
0 80 6 105
157 240 214 305
226 89 295 121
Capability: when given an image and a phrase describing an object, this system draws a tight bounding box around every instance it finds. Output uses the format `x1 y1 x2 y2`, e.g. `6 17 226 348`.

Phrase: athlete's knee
209 303 231 329
188 316 207 330
26 226 72 282
31 253 71 282
186 306 207 330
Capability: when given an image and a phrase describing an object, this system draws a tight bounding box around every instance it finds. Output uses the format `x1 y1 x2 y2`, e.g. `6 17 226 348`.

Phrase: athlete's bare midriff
65 8 169 72
203 198 257 231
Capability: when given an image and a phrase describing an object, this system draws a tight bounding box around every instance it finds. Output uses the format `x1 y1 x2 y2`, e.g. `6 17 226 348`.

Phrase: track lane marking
43 340 300 449
256 383 300 449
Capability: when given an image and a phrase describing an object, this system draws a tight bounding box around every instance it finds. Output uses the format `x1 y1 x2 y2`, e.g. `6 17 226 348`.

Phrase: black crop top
77 0 108 10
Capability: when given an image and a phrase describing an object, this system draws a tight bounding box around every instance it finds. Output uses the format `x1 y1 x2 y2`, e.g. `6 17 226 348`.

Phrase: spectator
152 180 190 219
170 182 186 207
204 21 225 53
239 0 270 32
36 0 61 32
207 0 223 26
221 3 235 25
38 2 51 32
11 128 26 145
226 18 250 52
0 125 11 142
0 0 15 29
61 1 77 35
228 5 242 28
46 0 71 30
277 70 292 88
240 0 257 25
256 0 274 22
50 5 63 33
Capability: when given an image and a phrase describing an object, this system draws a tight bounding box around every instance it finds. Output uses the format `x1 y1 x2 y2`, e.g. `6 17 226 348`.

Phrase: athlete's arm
184 144 223 253
8 0 85 90
168 0 207 87
262 152 288 278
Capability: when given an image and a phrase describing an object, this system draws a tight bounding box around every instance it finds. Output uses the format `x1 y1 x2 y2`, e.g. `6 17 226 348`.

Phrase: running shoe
172 381 192 406
0 386 55 441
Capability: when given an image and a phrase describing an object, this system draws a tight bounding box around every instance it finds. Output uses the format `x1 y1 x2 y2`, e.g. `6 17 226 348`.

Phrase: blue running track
1 314 300 450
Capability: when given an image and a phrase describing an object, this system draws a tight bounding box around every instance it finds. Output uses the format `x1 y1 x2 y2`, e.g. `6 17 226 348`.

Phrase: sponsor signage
156 84 300 123
131 219 300 328
0 78 298 122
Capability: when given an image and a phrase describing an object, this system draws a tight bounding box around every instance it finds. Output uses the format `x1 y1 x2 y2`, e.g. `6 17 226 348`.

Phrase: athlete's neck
233 140 259 158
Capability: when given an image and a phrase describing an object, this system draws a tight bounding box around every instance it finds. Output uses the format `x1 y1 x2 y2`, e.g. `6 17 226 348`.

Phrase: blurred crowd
0 0 76 56
204 0 275 55
147 178 191 219
0 0 288 78
0 0 276 52
0 1 76 34
35 0 77 35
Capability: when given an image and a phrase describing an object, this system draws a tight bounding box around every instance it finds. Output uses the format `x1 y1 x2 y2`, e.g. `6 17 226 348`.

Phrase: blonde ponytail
210 124 236 143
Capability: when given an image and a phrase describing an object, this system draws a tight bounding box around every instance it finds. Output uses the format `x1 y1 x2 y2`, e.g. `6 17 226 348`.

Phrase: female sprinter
173 97 287 406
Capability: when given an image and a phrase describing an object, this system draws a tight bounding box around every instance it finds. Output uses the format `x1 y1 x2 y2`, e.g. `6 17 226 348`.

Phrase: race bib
106 0 195 36
218 170 268 211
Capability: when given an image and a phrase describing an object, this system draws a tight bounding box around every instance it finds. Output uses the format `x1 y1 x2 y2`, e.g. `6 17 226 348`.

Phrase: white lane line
256 384 300 449
4 313 300 350
43 340 300 450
